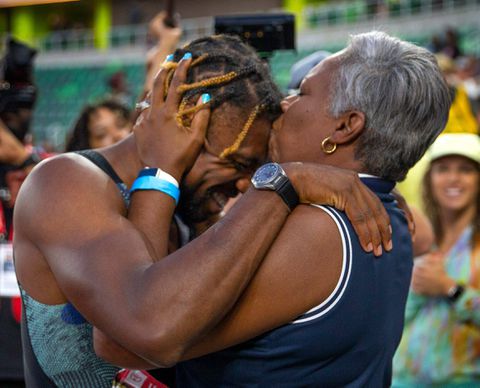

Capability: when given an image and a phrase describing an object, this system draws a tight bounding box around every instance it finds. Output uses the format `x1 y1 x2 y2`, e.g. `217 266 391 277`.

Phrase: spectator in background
426 34 443 54
438 54 478 135
427 28 463 61
443 27 462 59
0 36 41 388
393 133 480 387
366 0 382 18
287 50 331 94
105 71 134 109
65 100 132 152
66 10 182 154
129 0 145 25
143 11 182 99
0 121 32 388
457 55 480 125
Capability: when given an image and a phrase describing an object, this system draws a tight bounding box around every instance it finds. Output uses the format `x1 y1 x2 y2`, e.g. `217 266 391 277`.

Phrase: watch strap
447 283 465 303
276 175 299 212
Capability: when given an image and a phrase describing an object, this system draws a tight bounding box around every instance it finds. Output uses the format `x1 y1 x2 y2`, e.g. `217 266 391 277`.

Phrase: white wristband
141 168 179 188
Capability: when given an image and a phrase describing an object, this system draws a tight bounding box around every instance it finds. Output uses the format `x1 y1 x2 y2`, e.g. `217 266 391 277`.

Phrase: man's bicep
183 205 343 360
14 158 152 323
48 219 149 292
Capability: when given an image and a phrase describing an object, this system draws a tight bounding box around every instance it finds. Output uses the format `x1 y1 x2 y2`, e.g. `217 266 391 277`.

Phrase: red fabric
114 369 169 388
5 169 28 208
10 297 21 323
0 202 6 238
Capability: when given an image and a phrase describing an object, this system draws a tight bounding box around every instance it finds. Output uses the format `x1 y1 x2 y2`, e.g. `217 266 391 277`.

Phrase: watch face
253 163 280 185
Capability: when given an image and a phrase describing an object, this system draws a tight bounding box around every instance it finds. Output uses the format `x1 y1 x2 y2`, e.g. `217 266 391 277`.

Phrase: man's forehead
206 117 271 161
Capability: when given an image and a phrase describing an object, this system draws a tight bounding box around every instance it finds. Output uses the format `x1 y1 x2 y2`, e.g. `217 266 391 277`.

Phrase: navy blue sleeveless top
176 177 413 388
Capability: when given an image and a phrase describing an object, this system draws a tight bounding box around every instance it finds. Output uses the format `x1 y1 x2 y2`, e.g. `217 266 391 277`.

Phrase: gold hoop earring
321 137 337 154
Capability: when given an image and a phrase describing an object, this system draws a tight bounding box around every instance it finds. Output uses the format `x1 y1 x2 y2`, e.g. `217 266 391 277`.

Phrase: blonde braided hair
161 38 282 157
219 104 264 158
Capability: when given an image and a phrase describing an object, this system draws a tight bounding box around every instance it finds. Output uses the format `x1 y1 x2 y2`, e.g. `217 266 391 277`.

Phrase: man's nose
235 177 251 193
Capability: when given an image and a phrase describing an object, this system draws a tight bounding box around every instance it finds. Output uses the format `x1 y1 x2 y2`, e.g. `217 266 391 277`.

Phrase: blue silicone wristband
130 176 180 205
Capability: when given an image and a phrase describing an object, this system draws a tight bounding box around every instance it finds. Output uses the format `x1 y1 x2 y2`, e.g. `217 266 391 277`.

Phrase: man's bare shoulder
15 152 126 239
24 152 108 191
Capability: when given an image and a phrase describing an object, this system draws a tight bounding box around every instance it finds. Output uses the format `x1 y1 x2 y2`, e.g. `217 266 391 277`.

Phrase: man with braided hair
157 35 285 231
14 35 392 387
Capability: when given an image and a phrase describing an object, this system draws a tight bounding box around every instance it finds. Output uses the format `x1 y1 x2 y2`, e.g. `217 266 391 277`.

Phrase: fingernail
376 245 383 256
389 225 392 234
386 240 393 251
165 54 174 62
366 243 373 252
182 52 192 60
201 93 211 104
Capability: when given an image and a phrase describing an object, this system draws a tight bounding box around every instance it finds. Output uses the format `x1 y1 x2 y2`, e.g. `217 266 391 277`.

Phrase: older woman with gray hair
96 31 451 386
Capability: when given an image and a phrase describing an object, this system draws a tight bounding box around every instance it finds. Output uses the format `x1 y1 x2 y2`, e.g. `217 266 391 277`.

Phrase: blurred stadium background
1 0 479 151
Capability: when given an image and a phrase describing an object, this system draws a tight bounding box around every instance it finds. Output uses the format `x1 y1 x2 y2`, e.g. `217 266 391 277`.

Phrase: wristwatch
251 162 299 212
447 283 465 303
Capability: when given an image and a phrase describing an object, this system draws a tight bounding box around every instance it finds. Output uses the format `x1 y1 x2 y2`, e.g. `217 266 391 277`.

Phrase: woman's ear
331 111 366 145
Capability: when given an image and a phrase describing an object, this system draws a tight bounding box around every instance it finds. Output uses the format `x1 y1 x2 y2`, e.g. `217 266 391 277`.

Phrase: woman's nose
280 95 296 113
446 170 461 182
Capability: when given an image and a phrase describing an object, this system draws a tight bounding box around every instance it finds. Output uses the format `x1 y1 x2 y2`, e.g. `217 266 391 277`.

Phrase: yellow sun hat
428 133 480 164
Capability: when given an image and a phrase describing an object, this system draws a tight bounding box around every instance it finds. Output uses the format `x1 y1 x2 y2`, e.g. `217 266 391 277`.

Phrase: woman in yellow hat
393 133 480 387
